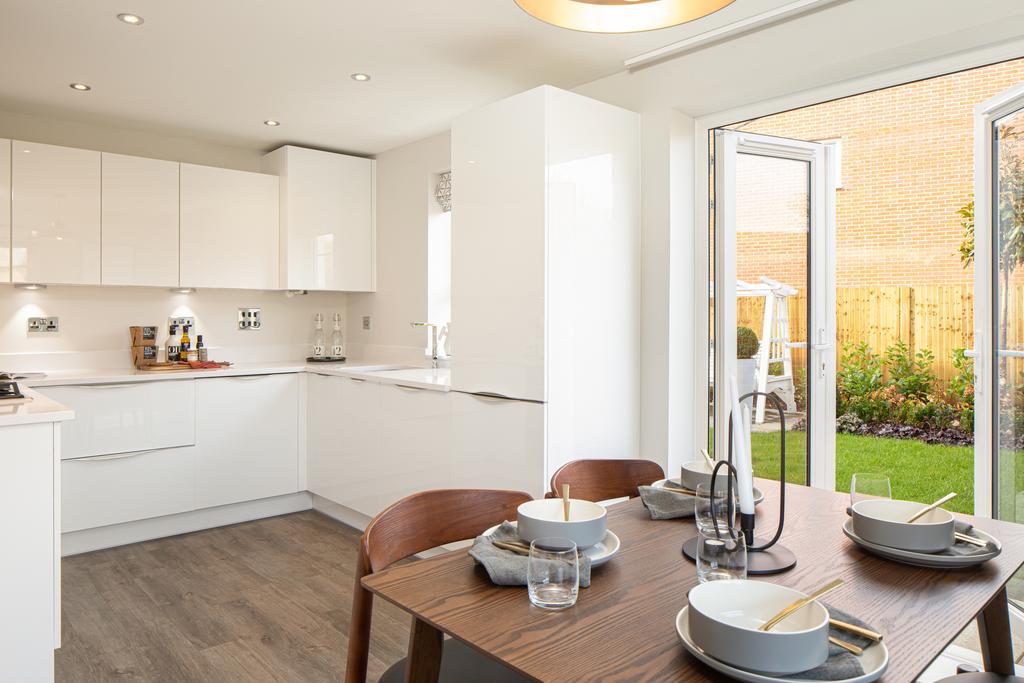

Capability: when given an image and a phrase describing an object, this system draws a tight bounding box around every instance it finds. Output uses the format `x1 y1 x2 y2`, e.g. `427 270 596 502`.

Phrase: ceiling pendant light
514 0 735 33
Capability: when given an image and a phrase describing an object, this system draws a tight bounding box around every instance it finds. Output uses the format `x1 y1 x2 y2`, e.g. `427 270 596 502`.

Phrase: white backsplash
0 284 350 372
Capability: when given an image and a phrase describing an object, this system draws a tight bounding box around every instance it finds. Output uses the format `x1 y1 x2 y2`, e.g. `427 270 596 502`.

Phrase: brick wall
729 57 1024 288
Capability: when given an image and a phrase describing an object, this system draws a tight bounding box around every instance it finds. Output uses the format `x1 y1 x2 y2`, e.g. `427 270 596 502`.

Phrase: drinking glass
850 473 892 507
695 481 738 536
696 527 747 583
527 538 580 610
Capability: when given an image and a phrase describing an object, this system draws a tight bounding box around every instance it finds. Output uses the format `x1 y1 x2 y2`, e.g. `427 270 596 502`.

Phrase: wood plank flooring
56 511 410 682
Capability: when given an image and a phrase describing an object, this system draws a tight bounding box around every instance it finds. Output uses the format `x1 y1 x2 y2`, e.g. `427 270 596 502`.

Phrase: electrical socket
28 316 59 334
169 316 195 330
362 315 371 331
238 308 262 330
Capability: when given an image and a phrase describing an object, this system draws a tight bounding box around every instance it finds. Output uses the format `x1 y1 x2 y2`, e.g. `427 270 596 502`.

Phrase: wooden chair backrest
345 488 532 682
546 459 665 502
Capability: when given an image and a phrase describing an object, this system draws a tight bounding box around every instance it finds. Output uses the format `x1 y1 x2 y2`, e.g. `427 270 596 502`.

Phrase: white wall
0 285 346 372
345 131 451 362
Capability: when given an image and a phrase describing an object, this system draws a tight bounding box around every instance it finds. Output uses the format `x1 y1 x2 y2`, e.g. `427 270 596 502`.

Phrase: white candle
729 374 756 514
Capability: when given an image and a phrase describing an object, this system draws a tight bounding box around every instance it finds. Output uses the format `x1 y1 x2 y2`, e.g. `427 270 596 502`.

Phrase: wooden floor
56 511 410 682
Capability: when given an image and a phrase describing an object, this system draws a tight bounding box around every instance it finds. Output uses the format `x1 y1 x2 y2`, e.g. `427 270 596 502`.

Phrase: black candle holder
681 390 796 575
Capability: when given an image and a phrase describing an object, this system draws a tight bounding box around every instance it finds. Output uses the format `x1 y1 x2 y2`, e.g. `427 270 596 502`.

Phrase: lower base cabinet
62 446 196 532
195 374 300 509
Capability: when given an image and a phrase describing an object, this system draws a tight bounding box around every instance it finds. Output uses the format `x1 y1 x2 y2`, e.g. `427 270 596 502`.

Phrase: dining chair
936 674 1023 682
345 488 534 683
546 458 665 502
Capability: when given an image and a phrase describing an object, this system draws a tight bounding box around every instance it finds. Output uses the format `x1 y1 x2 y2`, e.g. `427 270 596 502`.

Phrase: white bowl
680 459 715 489
687 580 830 675
516 498 608 550
851 499 955 553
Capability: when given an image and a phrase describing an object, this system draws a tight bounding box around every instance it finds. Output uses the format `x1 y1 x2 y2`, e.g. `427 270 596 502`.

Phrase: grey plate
842 519 1001 568
675 606 889 683
653 479 766 506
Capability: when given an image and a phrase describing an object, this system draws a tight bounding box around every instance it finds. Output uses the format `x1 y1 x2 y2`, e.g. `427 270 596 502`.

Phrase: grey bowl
516 498 607 550
851 498 955 553
680 459 715 490
687 580 829 675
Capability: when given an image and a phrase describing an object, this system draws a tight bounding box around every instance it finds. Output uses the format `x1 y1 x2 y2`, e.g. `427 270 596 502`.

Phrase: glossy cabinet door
450 392 545 498
195 374 299 508
101 153 180 286
179 163 279 290
43 380 196 459
306 372 348 500
450 88 547 401
372 383 452 516
62 445 196 532
0 139 10 283
12 140 101 284
262 145 375 292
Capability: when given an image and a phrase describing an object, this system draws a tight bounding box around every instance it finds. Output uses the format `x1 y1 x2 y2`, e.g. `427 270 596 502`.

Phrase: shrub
837 342 884 411
836 413 864 434
737 327 759 359
946 348 974 432
885 340 935 400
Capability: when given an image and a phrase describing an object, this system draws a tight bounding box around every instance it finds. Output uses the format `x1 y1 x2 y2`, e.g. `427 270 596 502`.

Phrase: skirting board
310 494 372 532
62 492 313 556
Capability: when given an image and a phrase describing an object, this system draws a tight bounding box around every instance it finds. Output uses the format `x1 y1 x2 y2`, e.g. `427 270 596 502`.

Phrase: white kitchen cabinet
451 85 641 471
0 139 10 283
195 374 299 508
308 374 381 514
0 422 60 680
43 380 195 459
179 163 279 290
373 383 452 515
101 152 180 287
12 140 101 285
450 391 545 498
261 145 375 292
62 445 196 532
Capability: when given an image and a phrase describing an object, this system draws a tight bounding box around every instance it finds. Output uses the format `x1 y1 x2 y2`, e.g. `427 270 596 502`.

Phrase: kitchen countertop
0 386 75 427
22 361 452 392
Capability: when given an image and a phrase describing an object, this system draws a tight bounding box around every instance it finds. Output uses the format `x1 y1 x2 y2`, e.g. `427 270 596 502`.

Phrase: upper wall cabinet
261 146 375 292
0 139 10 283
12 141 101 285
101 153 180 287
179 163 279 290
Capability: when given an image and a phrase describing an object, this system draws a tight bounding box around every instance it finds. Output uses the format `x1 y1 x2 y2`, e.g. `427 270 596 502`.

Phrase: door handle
74 449 161 462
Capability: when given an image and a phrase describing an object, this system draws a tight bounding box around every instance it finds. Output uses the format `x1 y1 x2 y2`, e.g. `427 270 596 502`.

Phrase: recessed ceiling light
263 119 280 127
350 73 371 82
117 13 144 26
69 83 91 91
169 287 196 294
15 283 47 291
513 0 734 33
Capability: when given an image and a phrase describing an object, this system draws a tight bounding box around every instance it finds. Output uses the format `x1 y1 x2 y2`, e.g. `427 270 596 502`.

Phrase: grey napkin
941 520 998 557
468 521 591 588
787 604 875 680
638 479 696 520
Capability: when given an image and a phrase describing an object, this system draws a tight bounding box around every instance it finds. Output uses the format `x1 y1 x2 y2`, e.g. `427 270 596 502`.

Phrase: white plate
675 606 889 683
653 479 766 506
842 519 1001 569
482 522 621 567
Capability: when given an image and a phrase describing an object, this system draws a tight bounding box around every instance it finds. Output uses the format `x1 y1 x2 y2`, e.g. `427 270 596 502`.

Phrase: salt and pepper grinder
312 314 326 358
331 313 345 359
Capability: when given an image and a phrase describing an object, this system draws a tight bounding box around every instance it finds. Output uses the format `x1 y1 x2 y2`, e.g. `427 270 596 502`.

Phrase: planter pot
737 357 758 401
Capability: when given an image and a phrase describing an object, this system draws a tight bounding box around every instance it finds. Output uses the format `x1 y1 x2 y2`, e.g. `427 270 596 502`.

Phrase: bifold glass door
973 82 1024 519
713 130 837 489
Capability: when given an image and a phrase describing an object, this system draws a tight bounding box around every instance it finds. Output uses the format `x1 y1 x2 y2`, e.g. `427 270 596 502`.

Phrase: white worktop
21 360 452 392
0 386 75 427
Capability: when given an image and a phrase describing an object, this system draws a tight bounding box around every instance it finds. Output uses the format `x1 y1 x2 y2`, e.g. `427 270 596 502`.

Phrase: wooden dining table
362 479 1024 682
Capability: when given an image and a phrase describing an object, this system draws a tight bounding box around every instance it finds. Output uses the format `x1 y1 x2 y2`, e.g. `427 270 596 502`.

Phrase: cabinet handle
464 391 543 405
73 381 147 389
349 377 366 383
394 384 424 392
74 449 161 462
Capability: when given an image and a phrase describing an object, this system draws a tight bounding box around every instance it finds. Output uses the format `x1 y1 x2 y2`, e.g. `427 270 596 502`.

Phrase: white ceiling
0 0 805 156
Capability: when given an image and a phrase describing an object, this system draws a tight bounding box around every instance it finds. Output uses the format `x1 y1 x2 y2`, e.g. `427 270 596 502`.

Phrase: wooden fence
736 285 978 386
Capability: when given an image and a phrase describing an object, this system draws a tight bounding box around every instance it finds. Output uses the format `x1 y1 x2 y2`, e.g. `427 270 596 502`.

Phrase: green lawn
747 431 976 514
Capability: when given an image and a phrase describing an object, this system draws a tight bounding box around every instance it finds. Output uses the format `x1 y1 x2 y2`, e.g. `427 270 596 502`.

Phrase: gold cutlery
491 540 530 556
906 492 957 523
661 485 698 496
954 531 988 547
829 636 863 656
760 579 844 632
829 618 882 642
562 484 571 522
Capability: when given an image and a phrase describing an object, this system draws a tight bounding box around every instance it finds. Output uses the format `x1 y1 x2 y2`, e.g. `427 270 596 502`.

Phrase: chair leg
978 587 1015 675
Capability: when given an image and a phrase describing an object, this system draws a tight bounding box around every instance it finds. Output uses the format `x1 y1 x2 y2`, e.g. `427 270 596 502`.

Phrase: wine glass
850 473 891 508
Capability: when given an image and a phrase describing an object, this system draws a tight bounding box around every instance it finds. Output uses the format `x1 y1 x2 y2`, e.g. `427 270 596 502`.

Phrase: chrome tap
410 322 441 369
